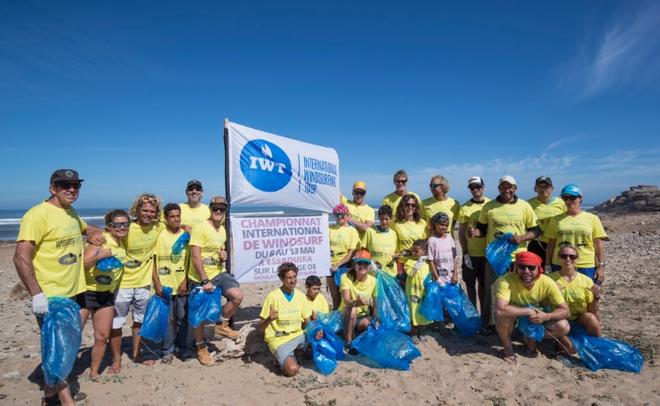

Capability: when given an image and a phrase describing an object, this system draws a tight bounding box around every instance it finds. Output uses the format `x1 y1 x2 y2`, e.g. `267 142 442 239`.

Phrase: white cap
467 176 484 187
498 175 517 186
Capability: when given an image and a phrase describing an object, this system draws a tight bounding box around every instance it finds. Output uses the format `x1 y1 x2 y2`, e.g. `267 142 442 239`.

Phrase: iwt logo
240 139 292 192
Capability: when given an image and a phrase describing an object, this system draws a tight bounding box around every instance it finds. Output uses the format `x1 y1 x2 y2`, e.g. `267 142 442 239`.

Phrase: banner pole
223 118 232 275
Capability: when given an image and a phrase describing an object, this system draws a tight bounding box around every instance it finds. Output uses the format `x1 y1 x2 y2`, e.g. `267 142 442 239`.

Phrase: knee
553 319 570 337
582 313 602 336
94 330 110 343
227 289 243 305
282 362 299 377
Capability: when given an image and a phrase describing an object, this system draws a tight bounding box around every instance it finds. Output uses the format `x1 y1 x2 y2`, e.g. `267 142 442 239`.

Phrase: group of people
15 168 609 404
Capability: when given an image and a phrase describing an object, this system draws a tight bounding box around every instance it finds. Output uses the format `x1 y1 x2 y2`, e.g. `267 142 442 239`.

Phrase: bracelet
201 279 209 285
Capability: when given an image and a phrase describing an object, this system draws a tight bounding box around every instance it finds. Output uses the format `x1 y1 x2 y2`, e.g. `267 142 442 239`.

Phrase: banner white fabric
226 121 340 213
231 214 331 283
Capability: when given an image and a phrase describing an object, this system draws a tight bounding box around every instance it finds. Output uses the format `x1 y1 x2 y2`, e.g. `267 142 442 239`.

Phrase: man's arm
511 226 541 245
350 218 373 233
190 245 213 292
594 238 605 283
83 224 106 246
14 241 42 295
529 302 570 324
495 298 535 319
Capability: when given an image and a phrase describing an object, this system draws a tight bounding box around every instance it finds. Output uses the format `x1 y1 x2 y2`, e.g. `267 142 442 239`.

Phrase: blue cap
560 183 582 197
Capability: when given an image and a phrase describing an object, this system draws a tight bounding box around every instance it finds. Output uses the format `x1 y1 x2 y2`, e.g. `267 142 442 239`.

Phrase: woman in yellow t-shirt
80 209 130 379
339 250 378 349
328 204 359 310
391 194 428 287
549 244 602 353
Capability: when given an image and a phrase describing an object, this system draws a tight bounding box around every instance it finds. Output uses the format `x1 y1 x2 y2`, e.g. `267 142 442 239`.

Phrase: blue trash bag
333 265 349 287
188 286 222 328
420 275 444 322
316 310 344 334
96 256 123 272
172 231 190 255
485 232 518 277
40 297 82 387
139 287 173 342
441 284 481 337
304 321 345 375
517 314 545 341
569 326 644 373
376 270 411 333
351 322 421 371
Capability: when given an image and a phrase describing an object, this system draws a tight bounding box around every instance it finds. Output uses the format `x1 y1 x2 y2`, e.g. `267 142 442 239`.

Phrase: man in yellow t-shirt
14 169 104 404
422 175 460 231
457 176 491 324
495 252 570 364
361 205 399 277
152 203 190 362
382 169 422 213
527 176 566 268
259 263 318 377
179 179 211 229
340 180 375 237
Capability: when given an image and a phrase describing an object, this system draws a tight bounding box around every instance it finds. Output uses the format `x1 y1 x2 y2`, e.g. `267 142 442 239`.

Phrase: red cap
353 250 372 263
515 251 542 267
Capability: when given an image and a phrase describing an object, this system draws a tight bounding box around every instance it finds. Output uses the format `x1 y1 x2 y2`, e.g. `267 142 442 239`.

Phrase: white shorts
113 286 151 329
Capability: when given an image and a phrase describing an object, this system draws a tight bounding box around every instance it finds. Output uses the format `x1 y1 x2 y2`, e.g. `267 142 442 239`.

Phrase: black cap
50 169 84 184
186 179 203 190
535 176 553 186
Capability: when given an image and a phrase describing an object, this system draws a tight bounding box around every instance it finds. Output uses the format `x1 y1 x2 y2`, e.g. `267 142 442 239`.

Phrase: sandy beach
0 212 658 406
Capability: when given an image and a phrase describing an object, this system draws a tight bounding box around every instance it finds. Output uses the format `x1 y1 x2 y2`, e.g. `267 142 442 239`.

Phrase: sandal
73 392 87 402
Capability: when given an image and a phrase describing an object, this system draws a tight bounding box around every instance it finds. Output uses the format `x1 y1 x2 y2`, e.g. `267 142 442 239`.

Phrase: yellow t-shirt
527 197 566 243
361 226 398 277
545 212 607 268
457 197 491 257
17 201 87 298
260 288 311 353
180 203 211 228
391 219 429 261
495 273 565 307
303 294 331 316
122 221 164 288
404 258 432 327
478 198 538 259
85 231 127 292
382 191 422 213
421 196 460 228
155 228 189 294
549 272 594 320
339 273 377 317
329 224 359 265
189 220 227 282
340 195 375 237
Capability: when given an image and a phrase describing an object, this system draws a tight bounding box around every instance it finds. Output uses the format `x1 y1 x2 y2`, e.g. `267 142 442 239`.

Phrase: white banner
227 121 340 212
231 214 331 283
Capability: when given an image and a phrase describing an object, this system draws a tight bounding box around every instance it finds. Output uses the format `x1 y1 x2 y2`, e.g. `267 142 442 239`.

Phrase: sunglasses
353 190 366 196
561 195 579 201
187 187 202 192
429 183 442 189
405 203 417 207
335 213 347 218
558 253 578 260
395 179 408 184
109 221 130 229
468 185 482 191
211 206 227 213
56 182 81 190
517 264 537 271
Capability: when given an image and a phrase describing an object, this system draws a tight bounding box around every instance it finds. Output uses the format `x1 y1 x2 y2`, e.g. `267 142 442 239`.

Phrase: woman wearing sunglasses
545 184 608 284
391 194 429 285
81 209 130 378
549 244 602 354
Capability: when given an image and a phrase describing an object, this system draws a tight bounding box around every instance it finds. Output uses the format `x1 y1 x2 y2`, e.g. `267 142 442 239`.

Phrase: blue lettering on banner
302 156 337 195
240 139 292 192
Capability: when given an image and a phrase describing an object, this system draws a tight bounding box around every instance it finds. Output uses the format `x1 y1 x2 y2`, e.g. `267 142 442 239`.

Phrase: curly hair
395 194 421 223
129 193 161 220
277 262 299 279
104 209 129 226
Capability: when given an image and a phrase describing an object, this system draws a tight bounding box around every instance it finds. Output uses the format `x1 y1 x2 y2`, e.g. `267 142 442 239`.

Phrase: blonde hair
557 242 579 257
129 193 161 220
431 175 450 193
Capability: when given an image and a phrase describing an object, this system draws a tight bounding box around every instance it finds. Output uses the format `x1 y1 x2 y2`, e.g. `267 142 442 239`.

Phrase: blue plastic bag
40 297 82 387
139 287 172 342
485 232 518 277
376 270 411 333
517 314 545 341
420 275 444 322
96 256 123 272
172 231 190 255
316 310 343 334
441 284 481 337
304 321 345 375
188 286 222 328
569 327 644 373
351 323 421 370
333 265 349 287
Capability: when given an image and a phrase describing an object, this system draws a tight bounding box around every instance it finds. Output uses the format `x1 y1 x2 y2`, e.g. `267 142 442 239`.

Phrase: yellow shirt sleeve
260 294 273 320
495 276 511 302
544 277 566 306
592 215 607 240
339 273 351 291
189 223 206 248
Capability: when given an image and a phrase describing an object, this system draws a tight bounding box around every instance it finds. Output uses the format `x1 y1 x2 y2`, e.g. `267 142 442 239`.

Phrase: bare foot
108 360 121 374
89 373 100 382
134 356 157 366
501 350 518 365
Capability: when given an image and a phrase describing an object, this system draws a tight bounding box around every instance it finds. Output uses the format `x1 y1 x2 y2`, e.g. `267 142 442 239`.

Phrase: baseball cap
209 196 228 206
50 169 84 184
187 179 203 190
353 250 372 264
535 176 553 186
467 176 484 187
560 184 582 197
498 175 517 186
353 181 367 191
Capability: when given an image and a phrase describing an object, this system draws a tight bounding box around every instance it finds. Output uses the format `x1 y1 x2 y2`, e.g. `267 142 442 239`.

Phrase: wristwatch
598 262 606 267
201 278 210 285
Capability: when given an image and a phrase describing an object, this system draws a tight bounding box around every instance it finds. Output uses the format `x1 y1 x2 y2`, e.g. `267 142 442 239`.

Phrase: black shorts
75 290 115 310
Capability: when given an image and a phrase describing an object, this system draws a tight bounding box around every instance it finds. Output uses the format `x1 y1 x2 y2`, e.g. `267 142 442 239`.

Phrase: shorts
75 290 115 310
191 272 240 295
273 334 306 369
113 286 150 329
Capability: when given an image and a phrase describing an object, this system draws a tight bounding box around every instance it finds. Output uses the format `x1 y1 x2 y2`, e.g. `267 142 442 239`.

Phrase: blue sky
1 1 659 209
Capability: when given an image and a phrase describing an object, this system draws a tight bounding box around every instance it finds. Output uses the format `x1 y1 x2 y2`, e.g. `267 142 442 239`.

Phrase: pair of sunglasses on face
109 221 129 228
56 182 82 190
558 253 578 260
211 205 227 213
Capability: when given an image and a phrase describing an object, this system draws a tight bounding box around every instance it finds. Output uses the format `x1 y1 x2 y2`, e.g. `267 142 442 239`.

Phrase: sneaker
196 346 214 366
214 320 240 340
161 353 174 364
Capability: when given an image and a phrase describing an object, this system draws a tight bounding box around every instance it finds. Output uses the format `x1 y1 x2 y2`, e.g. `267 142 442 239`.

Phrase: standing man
457 176 491 323
470 176 540 335
382 169 422 213
527 176 565 268
340 181 374 237
14 169 104 405
179 179 211 229
422 175 460 231
189 196 243 365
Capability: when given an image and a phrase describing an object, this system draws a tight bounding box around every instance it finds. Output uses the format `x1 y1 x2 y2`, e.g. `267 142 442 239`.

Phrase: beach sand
0 213 658 405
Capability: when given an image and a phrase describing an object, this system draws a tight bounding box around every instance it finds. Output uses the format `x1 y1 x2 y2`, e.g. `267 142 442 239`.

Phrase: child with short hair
405 239 432 343
428 212 459 285
304 275 330 319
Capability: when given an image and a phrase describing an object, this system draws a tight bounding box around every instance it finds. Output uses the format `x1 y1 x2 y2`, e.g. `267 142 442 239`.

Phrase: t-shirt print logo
158 267 171 275
64 170 74 178
124 259 141 268
95 275 113 285
58 253 78 265
239 139 292 192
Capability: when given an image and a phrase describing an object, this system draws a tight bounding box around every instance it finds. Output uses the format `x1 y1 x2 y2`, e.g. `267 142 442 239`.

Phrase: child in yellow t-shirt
405 239 432 343
304 275 331 319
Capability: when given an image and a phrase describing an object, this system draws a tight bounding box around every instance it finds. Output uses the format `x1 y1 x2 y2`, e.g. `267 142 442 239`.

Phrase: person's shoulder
516 198 534 210
547 271 562 282
574 272 594 286
21 201 49 220
527 197 539 206
482 199 499 210
264 288 282 302
538 273 556 286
